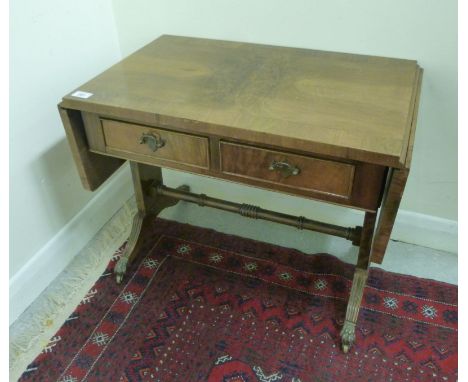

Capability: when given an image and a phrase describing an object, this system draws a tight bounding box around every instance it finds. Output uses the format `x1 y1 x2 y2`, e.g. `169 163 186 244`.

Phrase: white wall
111 0 458 223
9 0 133 322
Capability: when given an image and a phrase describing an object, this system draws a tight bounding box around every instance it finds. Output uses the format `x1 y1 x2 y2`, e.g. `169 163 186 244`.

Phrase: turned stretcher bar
150 183 363 245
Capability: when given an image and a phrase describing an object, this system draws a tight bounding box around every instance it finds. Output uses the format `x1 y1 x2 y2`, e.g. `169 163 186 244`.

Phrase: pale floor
9 199 457 381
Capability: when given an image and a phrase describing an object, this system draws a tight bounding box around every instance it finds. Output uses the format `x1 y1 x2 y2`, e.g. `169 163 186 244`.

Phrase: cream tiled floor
9 199 457 381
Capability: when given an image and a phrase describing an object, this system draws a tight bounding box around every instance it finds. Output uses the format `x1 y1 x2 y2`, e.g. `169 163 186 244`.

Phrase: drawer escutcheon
139 132 165 152
269 159 300 178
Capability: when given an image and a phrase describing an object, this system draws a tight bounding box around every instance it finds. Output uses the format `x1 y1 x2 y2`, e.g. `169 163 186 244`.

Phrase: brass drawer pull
269 159 300 177
139 132 165 152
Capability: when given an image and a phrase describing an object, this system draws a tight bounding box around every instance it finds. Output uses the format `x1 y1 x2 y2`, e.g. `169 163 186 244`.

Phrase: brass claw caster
340 320 356 353
114 257 128 284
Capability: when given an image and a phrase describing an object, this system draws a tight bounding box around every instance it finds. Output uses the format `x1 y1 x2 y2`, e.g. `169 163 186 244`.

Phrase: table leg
114 211 145 284
114 162 188 283
340 211 377 353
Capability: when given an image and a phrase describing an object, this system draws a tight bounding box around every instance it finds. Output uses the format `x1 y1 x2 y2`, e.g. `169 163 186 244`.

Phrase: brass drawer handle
139 132 165 152
269 159 300 177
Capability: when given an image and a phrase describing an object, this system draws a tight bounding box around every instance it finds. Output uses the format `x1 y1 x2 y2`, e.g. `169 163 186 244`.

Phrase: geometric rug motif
18 218 458 382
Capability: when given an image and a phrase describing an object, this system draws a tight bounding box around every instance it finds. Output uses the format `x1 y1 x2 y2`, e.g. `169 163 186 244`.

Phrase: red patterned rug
19 218 457 382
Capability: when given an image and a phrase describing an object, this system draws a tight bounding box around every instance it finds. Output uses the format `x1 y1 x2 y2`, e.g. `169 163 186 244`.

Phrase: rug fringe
9 198 137 381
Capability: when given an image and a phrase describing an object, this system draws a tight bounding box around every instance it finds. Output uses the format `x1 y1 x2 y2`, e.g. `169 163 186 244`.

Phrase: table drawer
101 119 209 169
220 142 355 199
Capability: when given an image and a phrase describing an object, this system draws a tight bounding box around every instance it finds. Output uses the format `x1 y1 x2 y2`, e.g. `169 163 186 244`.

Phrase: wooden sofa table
59 35 422 352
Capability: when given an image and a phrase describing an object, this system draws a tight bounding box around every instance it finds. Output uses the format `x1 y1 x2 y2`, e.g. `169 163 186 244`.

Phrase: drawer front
220 142 355 199
102 119 209 169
